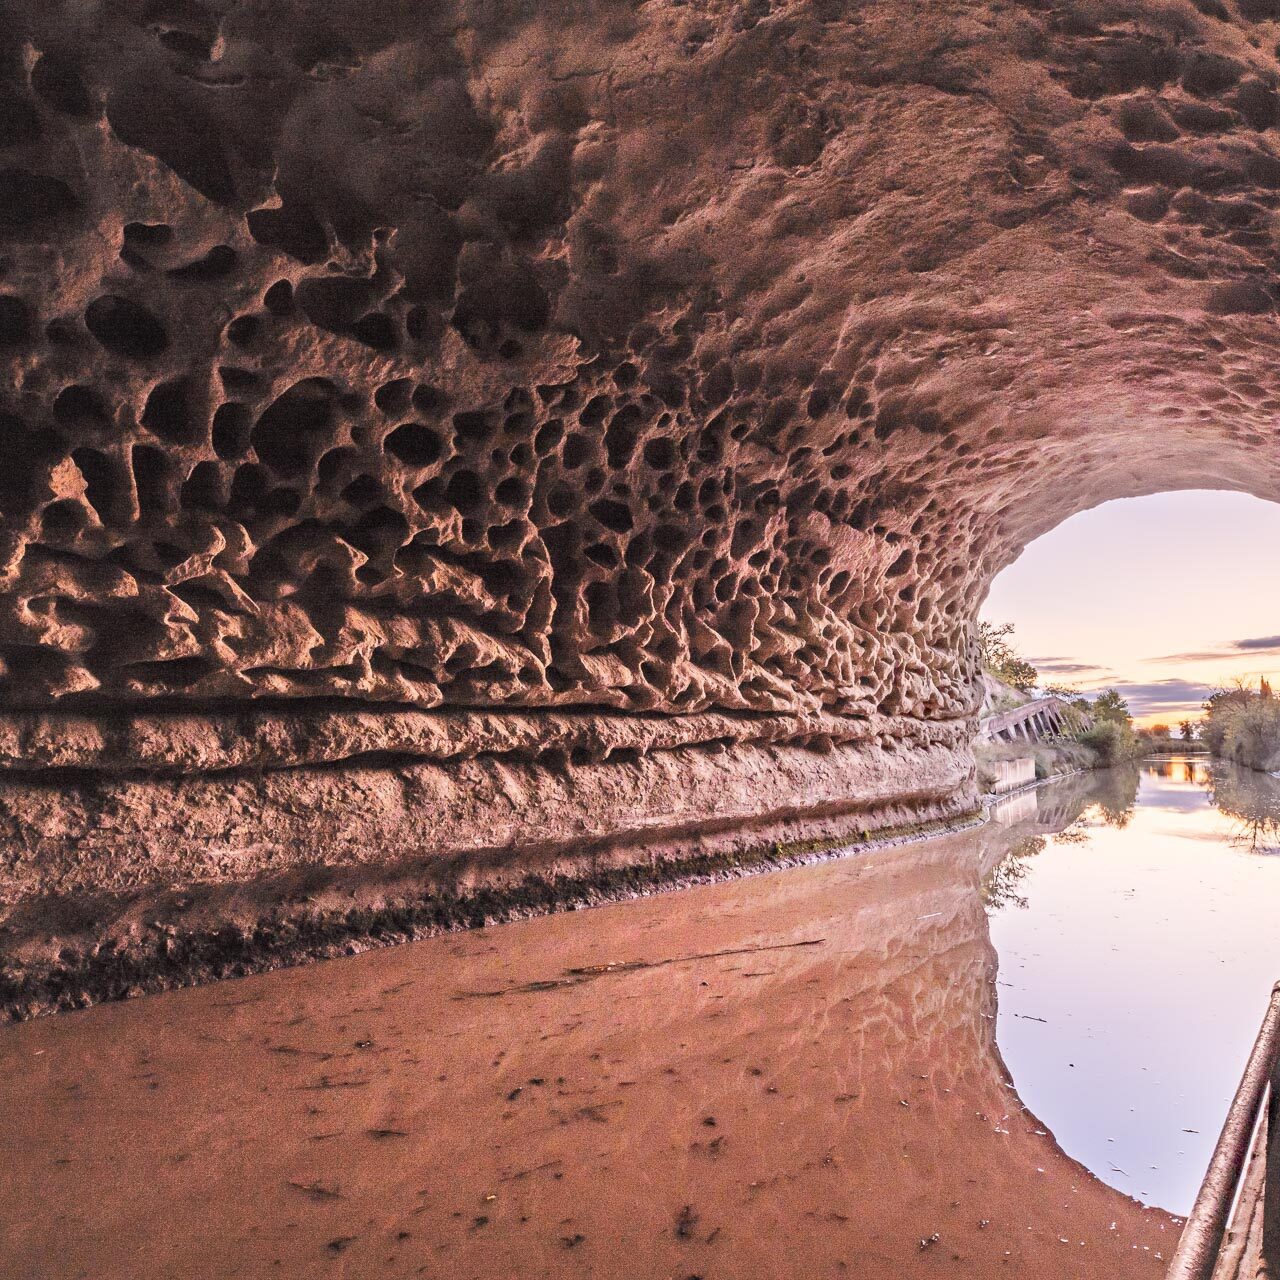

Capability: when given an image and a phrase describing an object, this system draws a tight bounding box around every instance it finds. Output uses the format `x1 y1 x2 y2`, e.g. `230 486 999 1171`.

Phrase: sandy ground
0 811 1179 1279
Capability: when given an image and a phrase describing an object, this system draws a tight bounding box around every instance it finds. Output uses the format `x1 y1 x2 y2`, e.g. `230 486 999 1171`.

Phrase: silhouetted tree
978 621 1038 692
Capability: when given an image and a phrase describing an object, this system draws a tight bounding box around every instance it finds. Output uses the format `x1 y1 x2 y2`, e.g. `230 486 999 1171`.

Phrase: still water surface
986 756 1280 1214
5 757 1277 1277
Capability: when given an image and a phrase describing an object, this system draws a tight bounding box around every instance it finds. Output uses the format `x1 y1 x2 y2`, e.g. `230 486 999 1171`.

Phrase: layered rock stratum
4 0 1280 1010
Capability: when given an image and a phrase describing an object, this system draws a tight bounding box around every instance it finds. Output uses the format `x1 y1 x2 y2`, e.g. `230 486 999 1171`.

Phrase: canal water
2 758 1277 1278
986 755 1280 1215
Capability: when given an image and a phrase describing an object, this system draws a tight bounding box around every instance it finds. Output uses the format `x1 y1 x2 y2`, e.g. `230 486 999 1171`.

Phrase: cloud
1035 661 1108 676
1028 656 1113 677
1096 678 1213 717
1149 650 1235 663
1148 634 1280 663
1237 635 1280 651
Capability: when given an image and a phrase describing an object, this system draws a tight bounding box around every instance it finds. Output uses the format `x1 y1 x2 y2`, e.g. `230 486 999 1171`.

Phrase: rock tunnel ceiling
12 0 1280 1006
7 0 1280 755
1 3 990 751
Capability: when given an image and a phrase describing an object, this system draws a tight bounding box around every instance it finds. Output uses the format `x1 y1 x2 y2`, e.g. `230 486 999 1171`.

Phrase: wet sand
0 791 1177 1279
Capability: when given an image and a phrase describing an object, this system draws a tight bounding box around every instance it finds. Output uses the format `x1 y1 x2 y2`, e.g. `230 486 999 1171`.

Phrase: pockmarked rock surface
5 0 1280 1009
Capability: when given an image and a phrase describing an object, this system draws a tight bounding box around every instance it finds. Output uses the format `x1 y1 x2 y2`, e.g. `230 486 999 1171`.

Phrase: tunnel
4 0 1280 1014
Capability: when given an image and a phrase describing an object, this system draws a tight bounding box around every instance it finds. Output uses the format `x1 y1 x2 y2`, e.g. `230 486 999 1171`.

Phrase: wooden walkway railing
1167 983 1280 1280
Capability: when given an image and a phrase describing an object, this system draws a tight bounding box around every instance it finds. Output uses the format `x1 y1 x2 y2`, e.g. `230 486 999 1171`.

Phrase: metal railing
1167 983 1280 1280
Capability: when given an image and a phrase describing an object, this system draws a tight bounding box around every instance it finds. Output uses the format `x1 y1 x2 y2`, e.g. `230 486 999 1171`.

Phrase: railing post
1167 985 1280 1280
1264 1037 1280 1274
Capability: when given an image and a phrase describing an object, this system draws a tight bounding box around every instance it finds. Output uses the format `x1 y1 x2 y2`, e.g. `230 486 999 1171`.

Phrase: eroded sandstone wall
6 0 1280 1008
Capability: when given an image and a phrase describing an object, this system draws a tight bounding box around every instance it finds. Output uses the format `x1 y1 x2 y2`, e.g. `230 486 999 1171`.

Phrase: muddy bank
1 735 975 1021
0 785 1176 1280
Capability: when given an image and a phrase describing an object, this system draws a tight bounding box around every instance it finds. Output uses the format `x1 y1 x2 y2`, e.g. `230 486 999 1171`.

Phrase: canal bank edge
1 733 979 1020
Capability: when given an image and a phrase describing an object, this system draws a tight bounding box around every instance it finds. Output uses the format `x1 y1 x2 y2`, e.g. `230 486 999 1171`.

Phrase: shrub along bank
1203 682 1280 773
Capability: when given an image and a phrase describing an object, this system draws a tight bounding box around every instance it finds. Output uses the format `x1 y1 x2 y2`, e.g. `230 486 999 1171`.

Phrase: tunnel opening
971 489 1280 1220
981 488 1280 731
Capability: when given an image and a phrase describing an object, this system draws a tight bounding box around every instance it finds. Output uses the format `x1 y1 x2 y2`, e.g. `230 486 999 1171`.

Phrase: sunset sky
981 490 1280 728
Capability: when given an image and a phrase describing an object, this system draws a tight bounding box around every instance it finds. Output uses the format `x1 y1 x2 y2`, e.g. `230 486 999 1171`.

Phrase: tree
1203 679 1280 766
1203 683 1257 754
1042 682 1080 700
1090 688 1131 726
1149 723 1171 739
1043 683 1092 714
978 621 1038 692
1180 720 1197 742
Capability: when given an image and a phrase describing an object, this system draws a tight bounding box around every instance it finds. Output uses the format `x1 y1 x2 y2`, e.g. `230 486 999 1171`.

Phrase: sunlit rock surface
6 0 1280 1006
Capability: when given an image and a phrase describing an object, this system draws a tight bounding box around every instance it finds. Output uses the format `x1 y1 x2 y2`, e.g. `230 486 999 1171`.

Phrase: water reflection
1148 757 1213 787
987 756 1280 1213
1094 764 1141 828
6 755 1269 1269
0 787 1177 1280
1138 755 1217 814
983 770 1143 913
982 835 1044 911
1204 762 1280 854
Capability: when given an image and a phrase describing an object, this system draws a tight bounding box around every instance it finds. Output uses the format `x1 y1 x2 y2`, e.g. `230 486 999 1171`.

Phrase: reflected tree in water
1205 763 1280 854
1144 757 1211 786
983 836 1045 911
983 768 1141 911
1089 764 1141 830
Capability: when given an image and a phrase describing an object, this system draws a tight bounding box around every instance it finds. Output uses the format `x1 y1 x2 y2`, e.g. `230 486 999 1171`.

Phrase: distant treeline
1140 735 1207 756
